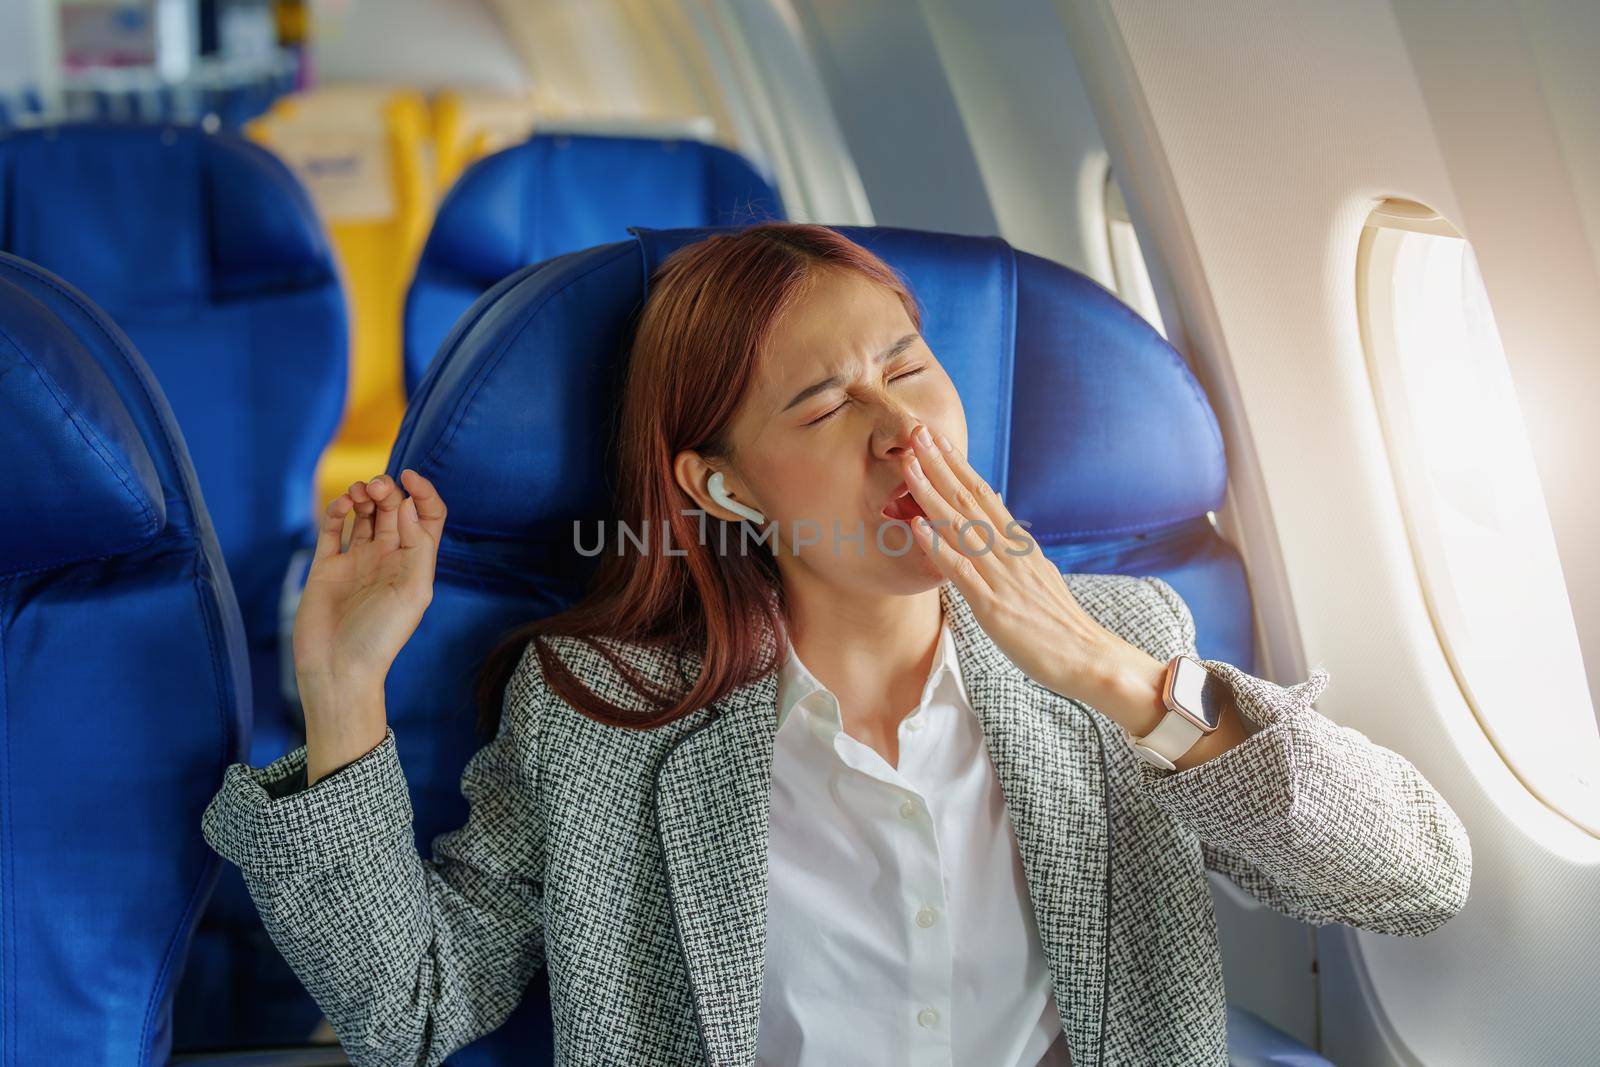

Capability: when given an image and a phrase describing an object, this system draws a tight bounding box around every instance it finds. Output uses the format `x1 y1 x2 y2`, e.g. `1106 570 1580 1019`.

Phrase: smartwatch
1127 654 1228 771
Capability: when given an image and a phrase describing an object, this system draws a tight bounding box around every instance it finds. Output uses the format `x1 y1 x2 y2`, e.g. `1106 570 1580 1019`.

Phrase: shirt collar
775 611 969 737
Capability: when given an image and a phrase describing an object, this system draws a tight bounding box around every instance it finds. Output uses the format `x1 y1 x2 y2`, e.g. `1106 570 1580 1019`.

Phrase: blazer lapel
652 580 1110 1067
940 581 1111 1067
652 642 781 1067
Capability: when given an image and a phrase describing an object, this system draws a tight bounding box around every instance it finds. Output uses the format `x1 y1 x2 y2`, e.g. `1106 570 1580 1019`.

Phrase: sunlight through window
1358 198 1598 834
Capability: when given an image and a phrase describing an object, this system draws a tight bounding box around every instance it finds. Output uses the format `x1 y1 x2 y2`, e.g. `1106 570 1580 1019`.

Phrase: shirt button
898 799 917 820
905 716 925 732
915 906 937 928
917 1006 940 1028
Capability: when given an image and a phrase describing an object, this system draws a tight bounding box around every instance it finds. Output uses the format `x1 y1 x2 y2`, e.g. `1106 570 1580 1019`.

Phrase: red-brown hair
472 222 922 737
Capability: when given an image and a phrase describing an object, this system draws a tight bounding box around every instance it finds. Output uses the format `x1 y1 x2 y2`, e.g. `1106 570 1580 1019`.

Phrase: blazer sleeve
200 642 547 1066
1129 576 1472 938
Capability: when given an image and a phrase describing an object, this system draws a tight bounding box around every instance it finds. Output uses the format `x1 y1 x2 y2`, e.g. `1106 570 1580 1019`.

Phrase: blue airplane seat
0 122 348 765
0 252 247 1065
0 122 347 1050
379 224 1277 1064
401 132 786 397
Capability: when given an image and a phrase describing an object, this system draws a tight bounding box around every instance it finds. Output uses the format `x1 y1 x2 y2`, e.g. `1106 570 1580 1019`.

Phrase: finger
908 513 992 602
906 422 1011 574
397 494 423 550
901 447 1006 587
926 430 1032 554
347 479 376 544
314 493 354 561
367 474 401 547
909 422 988 526
399 468 447 545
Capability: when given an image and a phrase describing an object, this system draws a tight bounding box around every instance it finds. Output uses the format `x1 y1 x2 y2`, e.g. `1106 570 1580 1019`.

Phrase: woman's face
689 266 969 596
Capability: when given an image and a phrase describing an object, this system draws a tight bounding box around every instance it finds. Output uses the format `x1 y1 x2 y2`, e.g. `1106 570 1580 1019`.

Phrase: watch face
1167 655 1226 731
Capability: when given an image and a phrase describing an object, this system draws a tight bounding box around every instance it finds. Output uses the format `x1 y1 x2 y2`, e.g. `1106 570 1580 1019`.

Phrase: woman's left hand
897 421 1165 719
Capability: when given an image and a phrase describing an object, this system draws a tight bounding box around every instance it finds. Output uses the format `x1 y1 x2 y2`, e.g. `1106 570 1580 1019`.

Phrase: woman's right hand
292 468 447 783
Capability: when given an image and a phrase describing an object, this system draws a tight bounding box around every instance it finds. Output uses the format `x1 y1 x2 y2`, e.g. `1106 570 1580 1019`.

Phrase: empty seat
375 223 1252 1063
0 122 347 1052
402 132 786 397
0 251 246 1065
0 122 349 761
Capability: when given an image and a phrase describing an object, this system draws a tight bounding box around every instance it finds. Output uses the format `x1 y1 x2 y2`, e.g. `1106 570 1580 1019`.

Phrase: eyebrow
780 332 922 413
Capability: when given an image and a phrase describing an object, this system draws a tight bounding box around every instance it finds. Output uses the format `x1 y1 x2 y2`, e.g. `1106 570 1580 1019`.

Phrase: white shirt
757 613 1072 1067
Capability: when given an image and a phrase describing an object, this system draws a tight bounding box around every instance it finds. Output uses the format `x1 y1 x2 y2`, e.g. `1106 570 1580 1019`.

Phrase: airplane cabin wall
781 0 1135 341
916 0 1117 283
783 2 1001 240
1511 1 1600 286
1058 1 1600 1064
310 0 529 91
651 0 873 225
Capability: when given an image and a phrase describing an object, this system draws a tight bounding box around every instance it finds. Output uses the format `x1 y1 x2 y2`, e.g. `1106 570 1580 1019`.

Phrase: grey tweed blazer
202 573 1472 1067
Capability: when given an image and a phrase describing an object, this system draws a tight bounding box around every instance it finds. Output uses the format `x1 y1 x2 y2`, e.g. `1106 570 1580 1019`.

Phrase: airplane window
1358 199 1599 834
1102 170 1168 338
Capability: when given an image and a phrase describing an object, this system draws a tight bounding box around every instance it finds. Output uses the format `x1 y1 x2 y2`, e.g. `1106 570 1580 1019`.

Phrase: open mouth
880 485 927 522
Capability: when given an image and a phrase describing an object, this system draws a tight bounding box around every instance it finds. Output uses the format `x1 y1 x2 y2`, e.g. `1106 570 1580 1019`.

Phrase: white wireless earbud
706 470 766 524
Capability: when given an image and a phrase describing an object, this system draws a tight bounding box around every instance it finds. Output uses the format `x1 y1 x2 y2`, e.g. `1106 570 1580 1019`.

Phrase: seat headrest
0 265 165 575
0 123 336 316
0 252 220 573
391 225 1222 575
421 133 786 292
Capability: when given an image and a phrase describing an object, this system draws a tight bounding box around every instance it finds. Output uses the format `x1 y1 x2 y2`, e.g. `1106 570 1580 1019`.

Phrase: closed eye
806 368 926 426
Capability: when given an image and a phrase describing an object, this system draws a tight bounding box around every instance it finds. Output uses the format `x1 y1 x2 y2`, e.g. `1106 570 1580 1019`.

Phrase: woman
203 223 1472 1066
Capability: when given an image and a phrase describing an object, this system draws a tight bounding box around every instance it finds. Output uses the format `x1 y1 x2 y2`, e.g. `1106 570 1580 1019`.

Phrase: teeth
882 490 925 521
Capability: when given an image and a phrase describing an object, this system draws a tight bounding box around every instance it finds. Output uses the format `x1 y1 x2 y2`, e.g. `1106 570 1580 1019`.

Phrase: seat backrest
402 132 786 396
382 223 1245 1065
0 252 247 1066
0 123 347 663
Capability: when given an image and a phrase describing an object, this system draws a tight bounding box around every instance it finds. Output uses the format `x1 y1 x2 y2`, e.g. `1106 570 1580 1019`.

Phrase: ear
673 449 760 523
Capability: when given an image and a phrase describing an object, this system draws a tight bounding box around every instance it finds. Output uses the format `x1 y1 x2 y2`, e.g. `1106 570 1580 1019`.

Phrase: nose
874 402 924 458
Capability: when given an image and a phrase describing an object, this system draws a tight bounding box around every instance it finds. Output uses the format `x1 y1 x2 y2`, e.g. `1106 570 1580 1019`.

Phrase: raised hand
895 422 1168 730
292 468 446 783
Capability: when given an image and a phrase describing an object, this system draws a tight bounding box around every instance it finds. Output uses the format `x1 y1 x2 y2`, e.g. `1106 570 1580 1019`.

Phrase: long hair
472 223 922 737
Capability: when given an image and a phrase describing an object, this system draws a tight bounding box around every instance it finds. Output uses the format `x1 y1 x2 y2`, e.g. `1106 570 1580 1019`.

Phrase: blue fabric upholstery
1226 1004 1336 1066
402 133 785 397
386 224 1253 1064
0 122 347 762
0 122 347 1050
0 252 247 1065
